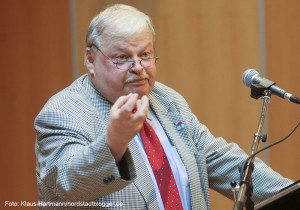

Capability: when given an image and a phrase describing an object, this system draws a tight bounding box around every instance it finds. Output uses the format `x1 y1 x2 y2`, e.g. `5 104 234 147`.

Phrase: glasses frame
90 44 159 70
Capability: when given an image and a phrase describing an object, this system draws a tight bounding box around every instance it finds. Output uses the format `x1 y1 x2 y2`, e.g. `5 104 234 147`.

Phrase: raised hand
106 93 149 162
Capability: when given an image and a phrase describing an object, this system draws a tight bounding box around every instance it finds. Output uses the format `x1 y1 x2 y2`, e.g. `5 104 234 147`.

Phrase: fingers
135 95 149 117
114 93 136 110
112 93 137 117
112 93 149 120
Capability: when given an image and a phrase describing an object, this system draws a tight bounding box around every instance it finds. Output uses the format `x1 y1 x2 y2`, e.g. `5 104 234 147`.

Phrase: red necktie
140 121 184 210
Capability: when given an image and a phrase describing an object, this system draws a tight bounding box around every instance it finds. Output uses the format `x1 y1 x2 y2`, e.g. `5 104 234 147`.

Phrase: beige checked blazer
35 74 292 209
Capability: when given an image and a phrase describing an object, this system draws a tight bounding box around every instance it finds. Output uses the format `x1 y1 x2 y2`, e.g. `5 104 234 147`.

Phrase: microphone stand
233 89 271 210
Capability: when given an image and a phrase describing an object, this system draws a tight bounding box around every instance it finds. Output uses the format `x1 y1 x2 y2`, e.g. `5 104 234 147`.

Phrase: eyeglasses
91 44 159 70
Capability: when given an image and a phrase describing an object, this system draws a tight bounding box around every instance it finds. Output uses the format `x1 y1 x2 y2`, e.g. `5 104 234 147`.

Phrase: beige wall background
1 0 299 209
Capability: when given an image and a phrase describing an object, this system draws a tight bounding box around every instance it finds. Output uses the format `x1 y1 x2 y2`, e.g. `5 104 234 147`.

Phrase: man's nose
129 60 143 72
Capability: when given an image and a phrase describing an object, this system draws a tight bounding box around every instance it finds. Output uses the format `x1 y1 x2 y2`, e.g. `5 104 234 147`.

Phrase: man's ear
85 48 95 76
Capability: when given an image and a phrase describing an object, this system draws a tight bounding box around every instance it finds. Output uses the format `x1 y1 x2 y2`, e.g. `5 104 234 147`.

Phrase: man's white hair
86 4 155 48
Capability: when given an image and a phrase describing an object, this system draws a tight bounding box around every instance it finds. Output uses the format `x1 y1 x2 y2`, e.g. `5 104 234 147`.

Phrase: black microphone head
242 69 259 87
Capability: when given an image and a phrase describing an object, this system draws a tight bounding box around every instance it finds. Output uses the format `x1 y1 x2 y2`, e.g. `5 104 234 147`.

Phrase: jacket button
109 175 115 181
103 175 115 184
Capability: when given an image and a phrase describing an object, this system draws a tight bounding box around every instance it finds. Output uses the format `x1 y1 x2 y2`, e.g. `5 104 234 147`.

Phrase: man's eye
141 52 150 58
116 55 128 61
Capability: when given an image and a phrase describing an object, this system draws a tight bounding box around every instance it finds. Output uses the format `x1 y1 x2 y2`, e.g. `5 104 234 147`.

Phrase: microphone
242 69 300 104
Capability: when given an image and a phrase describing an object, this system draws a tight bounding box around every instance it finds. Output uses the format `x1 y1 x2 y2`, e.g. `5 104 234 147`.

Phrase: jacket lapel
149 89 207 210
129 140 160 209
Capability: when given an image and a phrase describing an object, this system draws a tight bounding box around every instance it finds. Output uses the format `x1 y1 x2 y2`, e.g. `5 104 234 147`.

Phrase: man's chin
125 88 151 98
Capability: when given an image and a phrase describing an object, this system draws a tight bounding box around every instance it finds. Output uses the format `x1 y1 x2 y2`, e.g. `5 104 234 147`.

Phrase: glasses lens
141 58 156 68
116 58 157 70
116 62 133 70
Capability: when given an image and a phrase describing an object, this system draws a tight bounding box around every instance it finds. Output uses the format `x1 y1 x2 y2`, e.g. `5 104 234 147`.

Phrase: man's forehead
101 28 153 47
103 39 153 52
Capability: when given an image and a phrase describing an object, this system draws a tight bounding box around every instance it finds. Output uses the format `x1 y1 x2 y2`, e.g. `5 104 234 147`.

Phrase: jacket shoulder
152 81 186 101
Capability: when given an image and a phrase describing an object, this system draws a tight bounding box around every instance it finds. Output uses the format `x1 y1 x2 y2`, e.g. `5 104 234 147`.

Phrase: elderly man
35 4 292 210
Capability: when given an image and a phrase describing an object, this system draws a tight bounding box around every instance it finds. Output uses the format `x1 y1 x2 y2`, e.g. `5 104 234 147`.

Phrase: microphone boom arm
233 89 272 210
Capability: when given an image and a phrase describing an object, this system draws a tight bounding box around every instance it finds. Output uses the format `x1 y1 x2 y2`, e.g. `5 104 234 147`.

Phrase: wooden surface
0 0 73 208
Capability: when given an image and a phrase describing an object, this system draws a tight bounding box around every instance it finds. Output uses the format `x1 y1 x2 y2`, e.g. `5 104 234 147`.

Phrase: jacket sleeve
35 107 136 202
191 114 293 204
